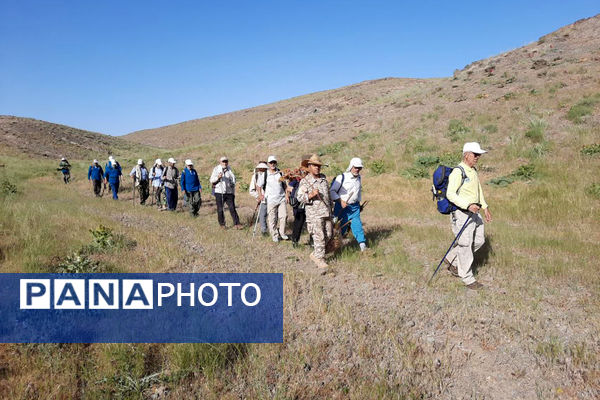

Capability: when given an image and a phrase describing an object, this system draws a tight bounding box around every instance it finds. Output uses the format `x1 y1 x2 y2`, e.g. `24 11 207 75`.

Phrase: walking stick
250 202 261 238
151 184 155 206
428 213 472 285
132 177 136 205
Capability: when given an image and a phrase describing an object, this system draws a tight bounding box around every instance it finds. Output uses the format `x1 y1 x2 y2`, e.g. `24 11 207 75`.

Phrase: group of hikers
62 141 492 289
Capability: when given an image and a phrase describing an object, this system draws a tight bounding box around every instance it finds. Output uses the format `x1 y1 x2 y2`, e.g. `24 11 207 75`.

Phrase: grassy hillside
0 116 157 160
0 15 599 400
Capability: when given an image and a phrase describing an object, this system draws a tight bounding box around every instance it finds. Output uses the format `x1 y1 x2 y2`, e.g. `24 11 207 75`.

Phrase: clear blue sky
1 1 598 135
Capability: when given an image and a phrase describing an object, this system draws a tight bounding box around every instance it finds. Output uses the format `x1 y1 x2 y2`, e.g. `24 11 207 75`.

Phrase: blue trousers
333 201 365 244
110 182 119 200
165 187 178 210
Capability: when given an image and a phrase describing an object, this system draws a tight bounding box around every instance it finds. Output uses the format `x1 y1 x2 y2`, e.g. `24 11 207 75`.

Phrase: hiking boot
272 237 279 243
309 253 328 269
234 224 244 230
443 259 459 277
280 234 289 240
466 281 484 290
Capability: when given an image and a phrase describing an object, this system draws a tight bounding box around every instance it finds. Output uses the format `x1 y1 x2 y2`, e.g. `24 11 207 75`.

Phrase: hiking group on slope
64 141 492 289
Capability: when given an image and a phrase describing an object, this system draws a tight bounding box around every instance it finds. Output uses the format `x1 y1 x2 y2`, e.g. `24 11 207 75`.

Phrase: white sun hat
93 159 98 164
185 159 193 166
462 142 487 154
155 158 162 165
168 157 176 164
137 159 143 165
346 157 364 172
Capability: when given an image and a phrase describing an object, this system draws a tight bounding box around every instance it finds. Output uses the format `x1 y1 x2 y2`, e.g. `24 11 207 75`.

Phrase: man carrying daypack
265 155 289 242
130 159 150 205
249 161 269 236
445 142 493 290
150 159 166 209
210 156 242 229
58 157 71 184
105 156 122 193
330 157 367 252
180 159 202 217
87 159 104 197
162 158 179 211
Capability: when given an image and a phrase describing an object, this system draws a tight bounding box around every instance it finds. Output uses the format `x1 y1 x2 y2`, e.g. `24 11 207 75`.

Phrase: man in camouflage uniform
296 154 332 269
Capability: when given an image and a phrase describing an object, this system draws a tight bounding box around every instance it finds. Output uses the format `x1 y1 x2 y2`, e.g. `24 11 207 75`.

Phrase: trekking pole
151 184 155 206
132 177 136 205
250 202 260 238
428 213 472 285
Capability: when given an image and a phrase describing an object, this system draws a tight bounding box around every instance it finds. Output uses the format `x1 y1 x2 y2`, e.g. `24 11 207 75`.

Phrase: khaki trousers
446 210 485 285
307 217 332 259
267 199 287 240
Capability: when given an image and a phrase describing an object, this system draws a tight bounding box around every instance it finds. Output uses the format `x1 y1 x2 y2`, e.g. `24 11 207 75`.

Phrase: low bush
581 143 600 156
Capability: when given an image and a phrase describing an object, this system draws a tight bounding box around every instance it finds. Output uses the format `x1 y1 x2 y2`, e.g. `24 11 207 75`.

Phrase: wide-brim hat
301 154 327 168
255 162 268 169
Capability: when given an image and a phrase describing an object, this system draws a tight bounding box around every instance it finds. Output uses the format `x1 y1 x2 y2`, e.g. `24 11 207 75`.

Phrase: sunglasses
268 161 277 164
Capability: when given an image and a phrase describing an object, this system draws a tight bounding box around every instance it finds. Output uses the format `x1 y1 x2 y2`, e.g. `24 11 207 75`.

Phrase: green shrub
528 142 551 159
447 120 470 142
88 225 136 253
414 155 439 167
567 95 600 124
581 144 600 156
403 166 429 179
482 124 498 134
525 119 546 143
0 180 18 196
585 183 600 199
439 152 461 166
57 252 99 273
317 141 347 156
488 164 536 187
370 160 386 175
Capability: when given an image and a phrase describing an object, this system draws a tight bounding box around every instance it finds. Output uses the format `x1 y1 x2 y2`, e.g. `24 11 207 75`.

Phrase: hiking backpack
431 165 466 214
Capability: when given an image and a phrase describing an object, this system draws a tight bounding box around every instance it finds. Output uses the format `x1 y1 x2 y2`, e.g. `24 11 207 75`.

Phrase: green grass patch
585 183 600 199
567 94 600 124
446 119 470 142
581 143 600 156
488 164 536 187
525 119 546 143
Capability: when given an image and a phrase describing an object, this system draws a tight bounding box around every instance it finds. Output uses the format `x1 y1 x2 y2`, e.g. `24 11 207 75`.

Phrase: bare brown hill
0 116 149 160
124 15 600 154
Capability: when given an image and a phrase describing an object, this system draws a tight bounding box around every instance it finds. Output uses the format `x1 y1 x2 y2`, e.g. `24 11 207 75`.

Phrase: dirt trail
73 182 598 399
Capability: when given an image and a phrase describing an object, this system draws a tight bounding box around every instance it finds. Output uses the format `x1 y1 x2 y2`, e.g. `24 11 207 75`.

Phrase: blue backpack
432 165 466 214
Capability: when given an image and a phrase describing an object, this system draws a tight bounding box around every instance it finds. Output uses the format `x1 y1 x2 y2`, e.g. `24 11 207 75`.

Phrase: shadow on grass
332 223 401 258
473 234 493 276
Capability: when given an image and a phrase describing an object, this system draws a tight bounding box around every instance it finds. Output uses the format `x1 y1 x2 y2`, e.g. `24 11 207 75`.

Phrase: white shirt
249 170 267 204
329 172 361 204
265 169 285 204
210 165 236 194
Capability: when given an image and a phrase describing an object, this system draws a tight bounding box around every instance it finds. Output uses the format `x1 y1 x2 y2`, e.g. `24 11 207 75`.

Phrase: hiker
445 142 493 290
104 157 122 200
87 159 104 197
150 159 166 209
249 161 269 236
180 159 202 217
296 154 332 269
129 159 150 205
209 156 242 229
285 160 309 247
330 157 367 252
264 156 289 242
105 156 122 192
161 158 179 211
58 157 71 184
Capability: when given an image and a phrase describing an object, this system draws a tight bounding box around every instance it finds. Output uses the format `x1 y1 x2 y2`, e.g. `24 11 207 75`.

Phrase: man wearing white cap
161 158 179 211
210 156 242 228
265 155 289 242
446 142 493 290
87 159 104 197
249 161 269 236
150 159 166 209
104 156 121 193
330 157 367 251
180 159 202 216
130 159 150 205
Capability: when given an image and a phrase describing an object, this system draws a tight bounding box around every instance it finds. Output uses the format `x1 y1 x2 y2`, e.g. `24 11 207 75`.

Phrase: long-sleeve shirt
329 172 362 204
210 165 236 194
180 167 202 192
296 174 331 218
104 165 122 184
129 166 149 185
249 170 267 204
446 162 488 210
88 165 104 181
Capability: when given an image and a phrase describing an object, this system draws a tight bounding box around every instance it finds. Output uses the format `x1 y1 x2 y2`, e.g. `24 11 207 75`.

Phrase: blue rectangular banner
0 273 283 343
